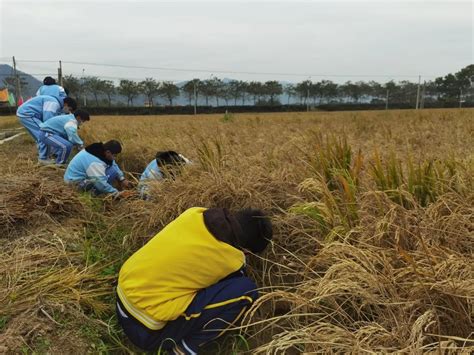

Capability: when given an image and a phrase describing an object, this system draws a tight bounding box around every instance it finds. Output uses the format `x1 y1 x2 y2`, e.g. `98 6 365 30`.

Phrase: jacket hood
40 85 66 107
203 208 244 248
85 142 113 166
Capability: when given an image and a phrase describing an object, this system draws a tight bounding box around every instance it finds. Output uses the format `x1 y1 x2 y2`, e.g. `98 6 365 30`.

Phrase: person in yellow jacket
116 207 273 354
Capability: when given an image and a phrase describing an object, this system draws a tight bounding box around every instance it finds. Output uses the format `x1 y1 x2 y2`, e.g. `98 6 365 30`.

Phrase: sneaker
38 159 55 165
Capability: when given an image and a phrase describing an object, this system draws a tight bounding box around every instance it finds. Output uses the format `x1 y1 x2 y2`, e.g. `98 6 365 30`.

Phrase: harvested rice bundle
0 171 83 230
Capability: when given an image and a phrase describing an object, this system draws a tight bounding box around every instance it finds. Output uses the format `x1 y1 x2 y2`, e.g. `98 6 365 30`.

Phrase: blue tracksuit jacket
16 95 64 122
40 114 83 146
36 84 67 104
64 150 124 194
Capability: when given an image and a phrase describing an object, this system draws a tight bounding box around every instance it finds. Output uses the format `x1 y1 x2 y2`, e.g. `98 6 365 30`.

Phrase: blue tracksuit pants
105 165 122 183
77 164 122 195
116 276 258 354
17 115 48 160
38 131 73 164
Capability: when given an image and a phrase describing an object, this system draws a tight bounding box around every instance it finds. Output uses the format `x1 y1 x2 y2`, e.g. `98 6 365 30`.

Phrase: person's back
17 95 61 120
118 207 245 326
40 113 75 137
36 85 67 105
138 159 163 198
64 149 101 182
116 207 273 353
140 159 163 182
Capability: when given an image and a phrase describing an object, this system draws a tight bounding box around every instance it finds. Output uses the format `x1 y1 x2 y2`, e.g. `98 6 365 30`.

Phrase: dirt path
0 132 25 145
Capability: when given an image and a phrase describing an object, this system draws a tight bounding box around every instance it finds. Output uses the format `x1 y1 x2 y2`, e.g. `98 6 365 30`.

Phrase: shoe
38 159 55 165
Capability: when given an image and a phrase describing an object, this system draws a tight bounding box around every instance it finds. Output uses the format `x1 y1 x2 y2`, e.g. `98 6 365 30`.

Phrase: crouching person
16 96 77 164
139 150 191 198
39 109 90 165
64 140 131 196
116 207 273 354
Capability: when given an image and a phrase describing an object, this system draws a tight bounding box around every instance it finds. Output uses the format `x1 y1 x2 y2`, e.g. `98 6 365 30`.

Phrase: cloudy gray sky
0 0 472 83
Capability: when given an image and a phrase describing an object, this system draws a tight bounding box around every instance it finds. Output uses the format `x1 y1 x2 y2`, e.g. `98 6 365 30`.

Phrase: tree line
63 76 288 107
3 65 473 107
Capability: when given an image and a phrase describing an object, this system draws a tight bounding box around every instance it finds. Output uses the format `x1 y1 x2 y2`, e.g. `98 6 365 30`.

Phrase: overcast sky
0 0 472 83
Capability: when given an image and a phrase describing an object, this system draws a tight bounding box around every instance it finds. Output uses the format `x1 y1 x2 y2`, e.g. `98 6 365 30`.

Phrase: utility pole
58 60 63 87
193 79 197 115
385 89 389 110
12 56 22 105
306 78 310 112
415 75 421 109
420 81 426 109
82 68 87 107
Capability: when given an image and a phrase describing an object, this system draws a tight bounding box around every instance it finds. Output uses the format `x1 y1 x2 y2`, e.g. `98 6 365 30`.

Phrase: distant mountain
0 64 42 98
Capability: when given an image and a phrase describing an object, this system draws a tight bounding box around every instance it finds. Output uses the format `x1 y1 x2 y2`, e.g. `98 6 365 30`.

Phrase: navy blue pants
116 276 258 354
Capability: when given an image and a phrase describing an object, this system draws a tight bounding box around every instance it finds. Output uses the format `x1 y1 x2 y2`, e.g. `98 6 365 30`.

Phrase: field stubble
0 109 473 354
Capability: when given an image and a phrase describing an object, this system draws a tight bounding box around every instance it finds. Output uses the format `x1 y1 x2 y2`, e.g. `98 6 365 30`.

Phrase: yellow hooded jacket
117 207 245 330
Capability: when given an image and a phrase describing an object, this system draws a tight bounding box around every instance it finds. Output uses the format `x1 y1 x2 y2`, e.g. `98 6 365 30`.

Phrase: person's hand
119 190 137 199
120 179 133 189
112 190 137 200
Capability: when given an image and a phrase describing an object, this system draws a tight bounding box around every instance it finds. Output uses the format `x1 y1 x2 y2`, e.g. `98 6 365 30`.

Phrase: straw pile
0 170 83 231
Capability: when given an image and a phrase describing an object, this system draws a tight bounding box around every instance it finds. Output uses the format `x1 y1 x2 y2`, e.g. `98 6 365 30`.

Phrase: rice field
0 109 473 354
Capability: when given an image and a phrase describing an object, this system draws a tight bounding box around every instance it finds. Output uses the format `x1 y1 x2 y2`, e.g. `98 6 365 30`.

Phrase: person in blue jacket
39 109 90 165
139 150 190 198
36 76 68 101
64 140 132 196
16 96 77 163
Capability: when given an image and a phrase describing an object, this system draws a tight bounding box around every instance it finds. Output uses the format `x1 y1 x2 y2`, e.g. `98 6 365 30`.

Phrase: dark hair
235 209 273 253
155 150 186 167
103 140 122 154
63 97 77 111
43 76 56 85
74 109 90 121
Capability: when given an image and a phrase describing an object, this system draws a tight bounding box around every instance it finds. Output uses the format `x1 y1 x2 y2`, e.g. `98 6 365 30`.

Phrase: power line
14 59 58 63
0 73 55 76
63 61 434 78
65 73 182 81
0 70 446 90
14 58 437 79
0 69 180 83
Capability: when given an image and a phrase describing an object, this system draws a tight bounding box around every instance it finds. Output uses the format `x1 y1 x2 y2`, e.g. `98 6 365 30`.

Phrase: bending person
139 150 191 198
64 140 131 196
36 76 68 100
39 109 90 165
16 96 77 163
116 207 273 354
